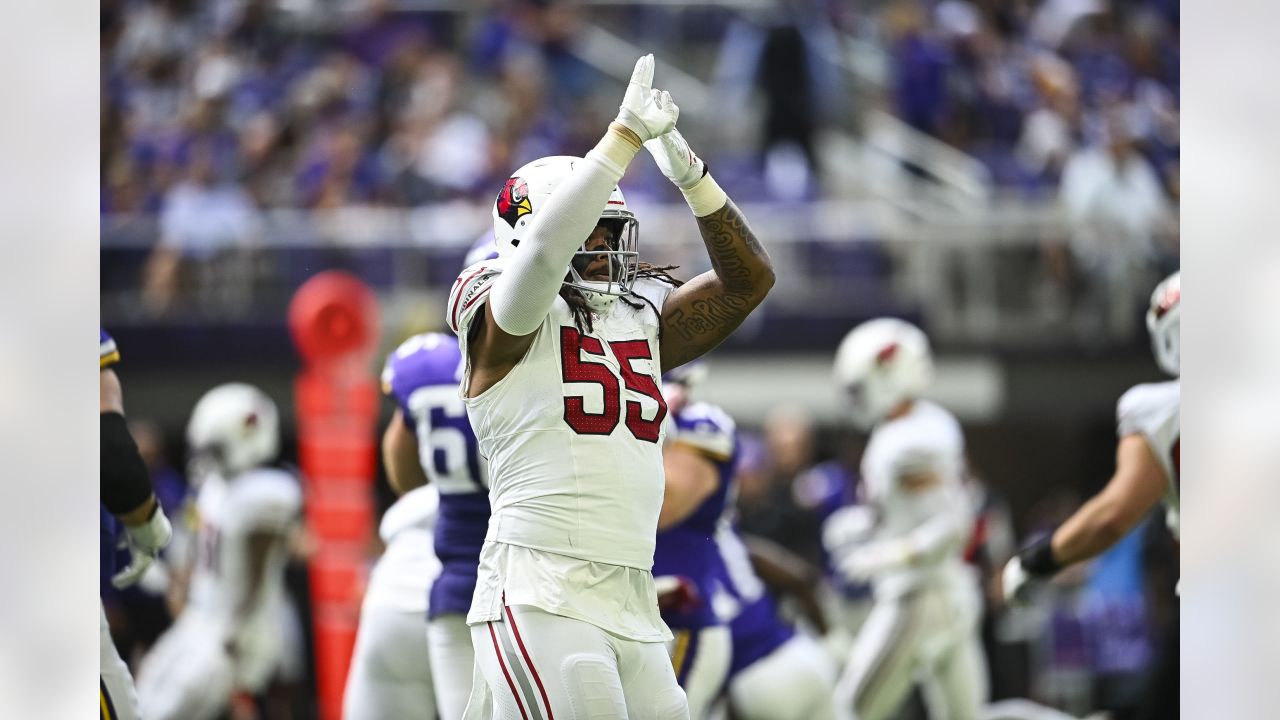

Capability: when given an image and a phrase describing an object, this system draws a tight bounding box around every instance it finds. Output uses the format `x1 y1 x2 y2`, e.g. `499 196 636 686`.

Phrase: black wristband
1017 534 1063 577
101 411 155 516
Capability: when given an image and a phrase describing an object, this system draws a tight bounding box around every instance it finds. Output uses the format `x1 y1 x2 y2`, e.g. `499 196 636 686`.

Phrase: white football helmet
492 155 640 310
1146 271 1180 376
186 382 280 478
833 318 933 429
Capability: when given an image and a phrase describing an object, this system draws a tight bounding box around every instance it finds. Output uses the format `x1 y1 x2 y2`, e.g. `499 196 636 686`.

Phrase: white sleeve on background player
886 486 972 565
227 469 302 534
1116 382 1178 439
487 135 639 336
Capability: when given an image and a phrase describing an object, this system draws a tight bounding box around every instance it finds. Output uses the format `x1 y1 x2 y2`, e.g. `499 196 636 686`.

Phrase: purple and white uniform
715 523 838 720
381 332 490 720
654 402 739 631
653 401 739 718
708 427 839 719
381 333 490 618
100 327 144 720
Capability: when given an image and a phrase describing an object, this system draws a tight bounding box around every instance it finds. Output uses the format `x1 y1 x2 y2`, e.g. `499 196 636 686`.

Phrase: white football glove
644 124 706 191
836 540 909 582
1001 556 1036 605
615 54 679 143
111 505 174 589
822 505 877 556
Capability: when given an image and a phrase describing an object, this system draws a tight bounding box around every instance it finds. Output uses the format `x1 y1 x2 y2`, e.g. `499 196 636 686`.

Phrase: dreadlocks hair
559 263 685 336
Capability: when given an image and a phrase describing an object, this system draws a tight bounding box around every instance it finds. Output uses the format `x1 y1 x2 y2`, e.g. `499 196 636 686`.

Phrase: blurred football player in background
654 359 840 720
136 383 300 720
652 359 735 719
448 54 773 719
344 484 442 720
825 318 987 720
1002 271 1180 720
101 328 174 720
378 330 491 719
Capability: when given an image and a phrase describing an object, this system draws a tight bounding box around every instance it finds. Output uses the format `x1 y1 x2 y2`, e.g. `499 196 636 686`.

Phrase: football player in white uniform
1002 271 1180 718
136 384 301 720
448 55 773 720
824 318 987 720
344 485 443 720
100 328 173 720
365 330 491 719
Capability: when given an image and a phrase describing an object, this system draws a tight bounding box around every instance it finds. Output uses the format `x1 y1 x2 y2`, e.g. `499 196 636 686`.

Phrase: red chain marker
287 271 380 720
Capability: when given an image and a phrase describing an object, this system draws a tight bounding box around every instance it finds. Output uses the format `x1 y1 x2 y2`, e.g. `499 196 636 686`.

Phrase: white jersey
860 401 976 599
364 485 443 613
1116 381 1180 538
188 468 301 627
449 260 676 641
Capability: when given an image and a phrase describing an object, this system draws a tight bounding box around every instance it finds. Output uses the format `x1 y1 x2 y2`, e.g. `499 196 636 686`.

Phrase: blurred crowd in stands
101 0 1179 208
101 0 1178 345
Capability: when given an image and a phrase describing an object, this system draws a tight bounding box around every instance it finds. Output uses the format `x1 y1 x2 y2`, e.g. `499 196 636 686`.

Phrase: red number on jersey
610 339 668 443
561 327 621 435
560 327 667 442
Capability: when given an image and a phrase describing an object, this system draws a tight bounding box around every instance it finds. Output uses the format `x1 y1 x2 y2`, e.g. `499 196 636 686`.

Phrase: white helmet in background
186 382 280 478
1146 271 1180 376
833 318 933 429
492 155 640 310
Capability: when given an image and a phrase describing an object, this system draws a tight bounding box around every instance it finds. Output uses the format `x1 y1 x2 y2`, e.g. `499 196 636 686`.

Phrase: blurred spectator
886 0 951 139
1059 105 1174 341
1016 53 1082 185
143 140 263 316
297 123 382 208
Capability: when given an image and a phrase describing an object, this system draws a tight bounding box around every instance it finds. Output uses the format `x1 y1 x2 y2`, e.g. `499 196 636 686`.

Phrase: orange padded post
287 271 380 720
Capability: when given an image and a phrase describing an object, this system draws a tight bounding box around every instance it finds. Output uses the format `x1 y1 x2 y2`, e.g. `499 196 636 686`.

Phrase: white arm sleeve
896 491 971 565
488 133 639 336
860 484 972 573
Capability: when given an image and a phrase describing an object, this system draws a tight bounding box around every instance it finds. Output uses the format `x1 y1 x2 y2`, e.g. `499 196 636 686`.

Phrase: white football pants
467 604 689 720
344 604 436 720
834 587 988 720
668 626 731 720
135 613 236 720
429 613 475 720
100 603 141 720
729 633 838 720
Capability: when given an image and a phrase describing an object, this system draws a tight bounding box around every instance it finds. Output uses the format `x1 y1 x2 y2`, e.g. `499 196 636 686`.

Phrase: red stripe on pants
505 604 557 720
488 622 531 720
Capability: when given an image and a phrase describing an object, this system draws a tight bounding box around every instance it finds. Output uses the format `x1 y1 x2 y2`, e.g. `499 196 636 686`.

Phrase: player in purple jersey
659 361 838 720
100 328 173 720
714 526 839 720
653 360 736 719
381 331 490 719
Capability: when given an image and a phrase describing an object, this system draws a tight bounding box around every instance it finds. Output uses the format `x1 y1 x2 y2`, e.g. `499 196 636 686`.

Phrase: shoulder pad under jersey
1116 381 1180 439
670 402 736 461
446 261 503 336
381 333 464 409
226 468 302 533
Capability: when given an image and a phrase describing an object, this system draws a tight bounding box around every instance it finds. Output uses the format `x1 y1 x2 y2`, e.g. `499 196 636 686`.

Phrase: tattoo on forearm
663 202 772 354
695 203 764 293
665 295 751 341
